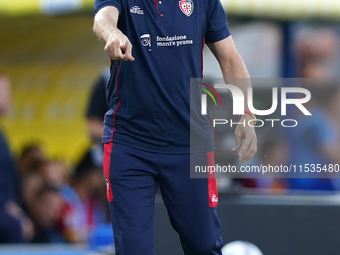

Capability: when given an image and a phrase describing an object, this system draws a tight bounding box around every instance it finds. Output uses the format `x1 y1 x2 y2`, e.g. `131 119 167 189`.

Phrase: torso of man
96 0 230 153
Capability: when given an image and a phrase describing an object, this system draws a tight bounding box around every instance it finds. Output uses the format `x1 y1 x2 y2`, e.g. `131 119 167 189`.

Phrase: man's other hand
232 114 258 163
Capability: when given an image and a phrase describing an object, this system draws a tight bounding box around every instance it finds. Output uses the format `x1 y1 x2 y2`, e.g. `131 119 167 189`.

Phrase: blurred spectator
238 138 289 192
21 158 68 243
296 28 340 79
282 29 340 191
256 138 289 192
285 86 340 190
27 184 64 243
21 173 44 212
19 144 45 174
87 67 110 144
0 73 34 242
38 160 68 188
59 151 107 243
83 67 110 182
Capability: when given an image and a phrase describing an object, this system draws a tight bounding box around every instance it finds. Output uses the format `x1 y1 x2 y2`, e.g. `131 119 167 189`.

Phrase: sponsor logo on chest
130 5 144 15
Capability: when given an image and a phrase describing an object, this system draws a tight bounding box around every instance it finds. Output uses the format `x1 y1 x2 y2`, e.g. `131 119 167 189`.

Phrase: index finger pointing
125 42 135 61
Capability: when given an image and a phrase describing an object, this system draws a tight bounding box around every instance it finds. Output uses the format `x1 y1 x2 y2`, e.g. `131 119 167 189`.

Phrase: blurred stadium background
1 0 340 254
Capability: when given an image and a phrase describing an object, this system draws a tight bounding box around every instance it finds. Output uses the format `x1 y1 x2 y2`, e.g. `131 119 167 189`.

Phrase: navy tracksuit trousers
103 142 223 255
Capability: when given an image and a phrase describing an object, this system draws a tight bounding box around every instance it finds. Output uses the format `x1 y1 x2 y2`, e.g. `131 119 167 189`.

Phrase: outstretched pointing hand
104 30 135 61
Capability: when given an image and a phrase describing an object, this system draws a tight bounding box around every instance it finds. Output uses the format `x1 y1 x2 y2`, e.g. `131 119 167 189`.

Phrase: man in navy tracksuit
93 0 257 253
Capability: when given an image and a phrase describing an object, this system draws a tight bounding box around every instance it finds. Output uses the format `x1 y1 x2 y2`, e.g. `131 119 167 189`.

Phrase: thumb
232 134 242 152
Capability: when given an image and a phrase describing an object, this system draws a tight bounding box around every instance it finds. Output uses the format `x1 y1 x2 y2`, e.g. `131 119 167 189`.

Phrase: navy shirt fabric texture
95 0 230 153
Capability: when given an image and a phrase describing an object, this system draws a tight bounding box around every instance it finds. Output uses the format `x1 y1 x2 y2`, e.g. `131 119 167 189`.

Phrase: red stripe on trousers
207 151 218 207
103 143 114 202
